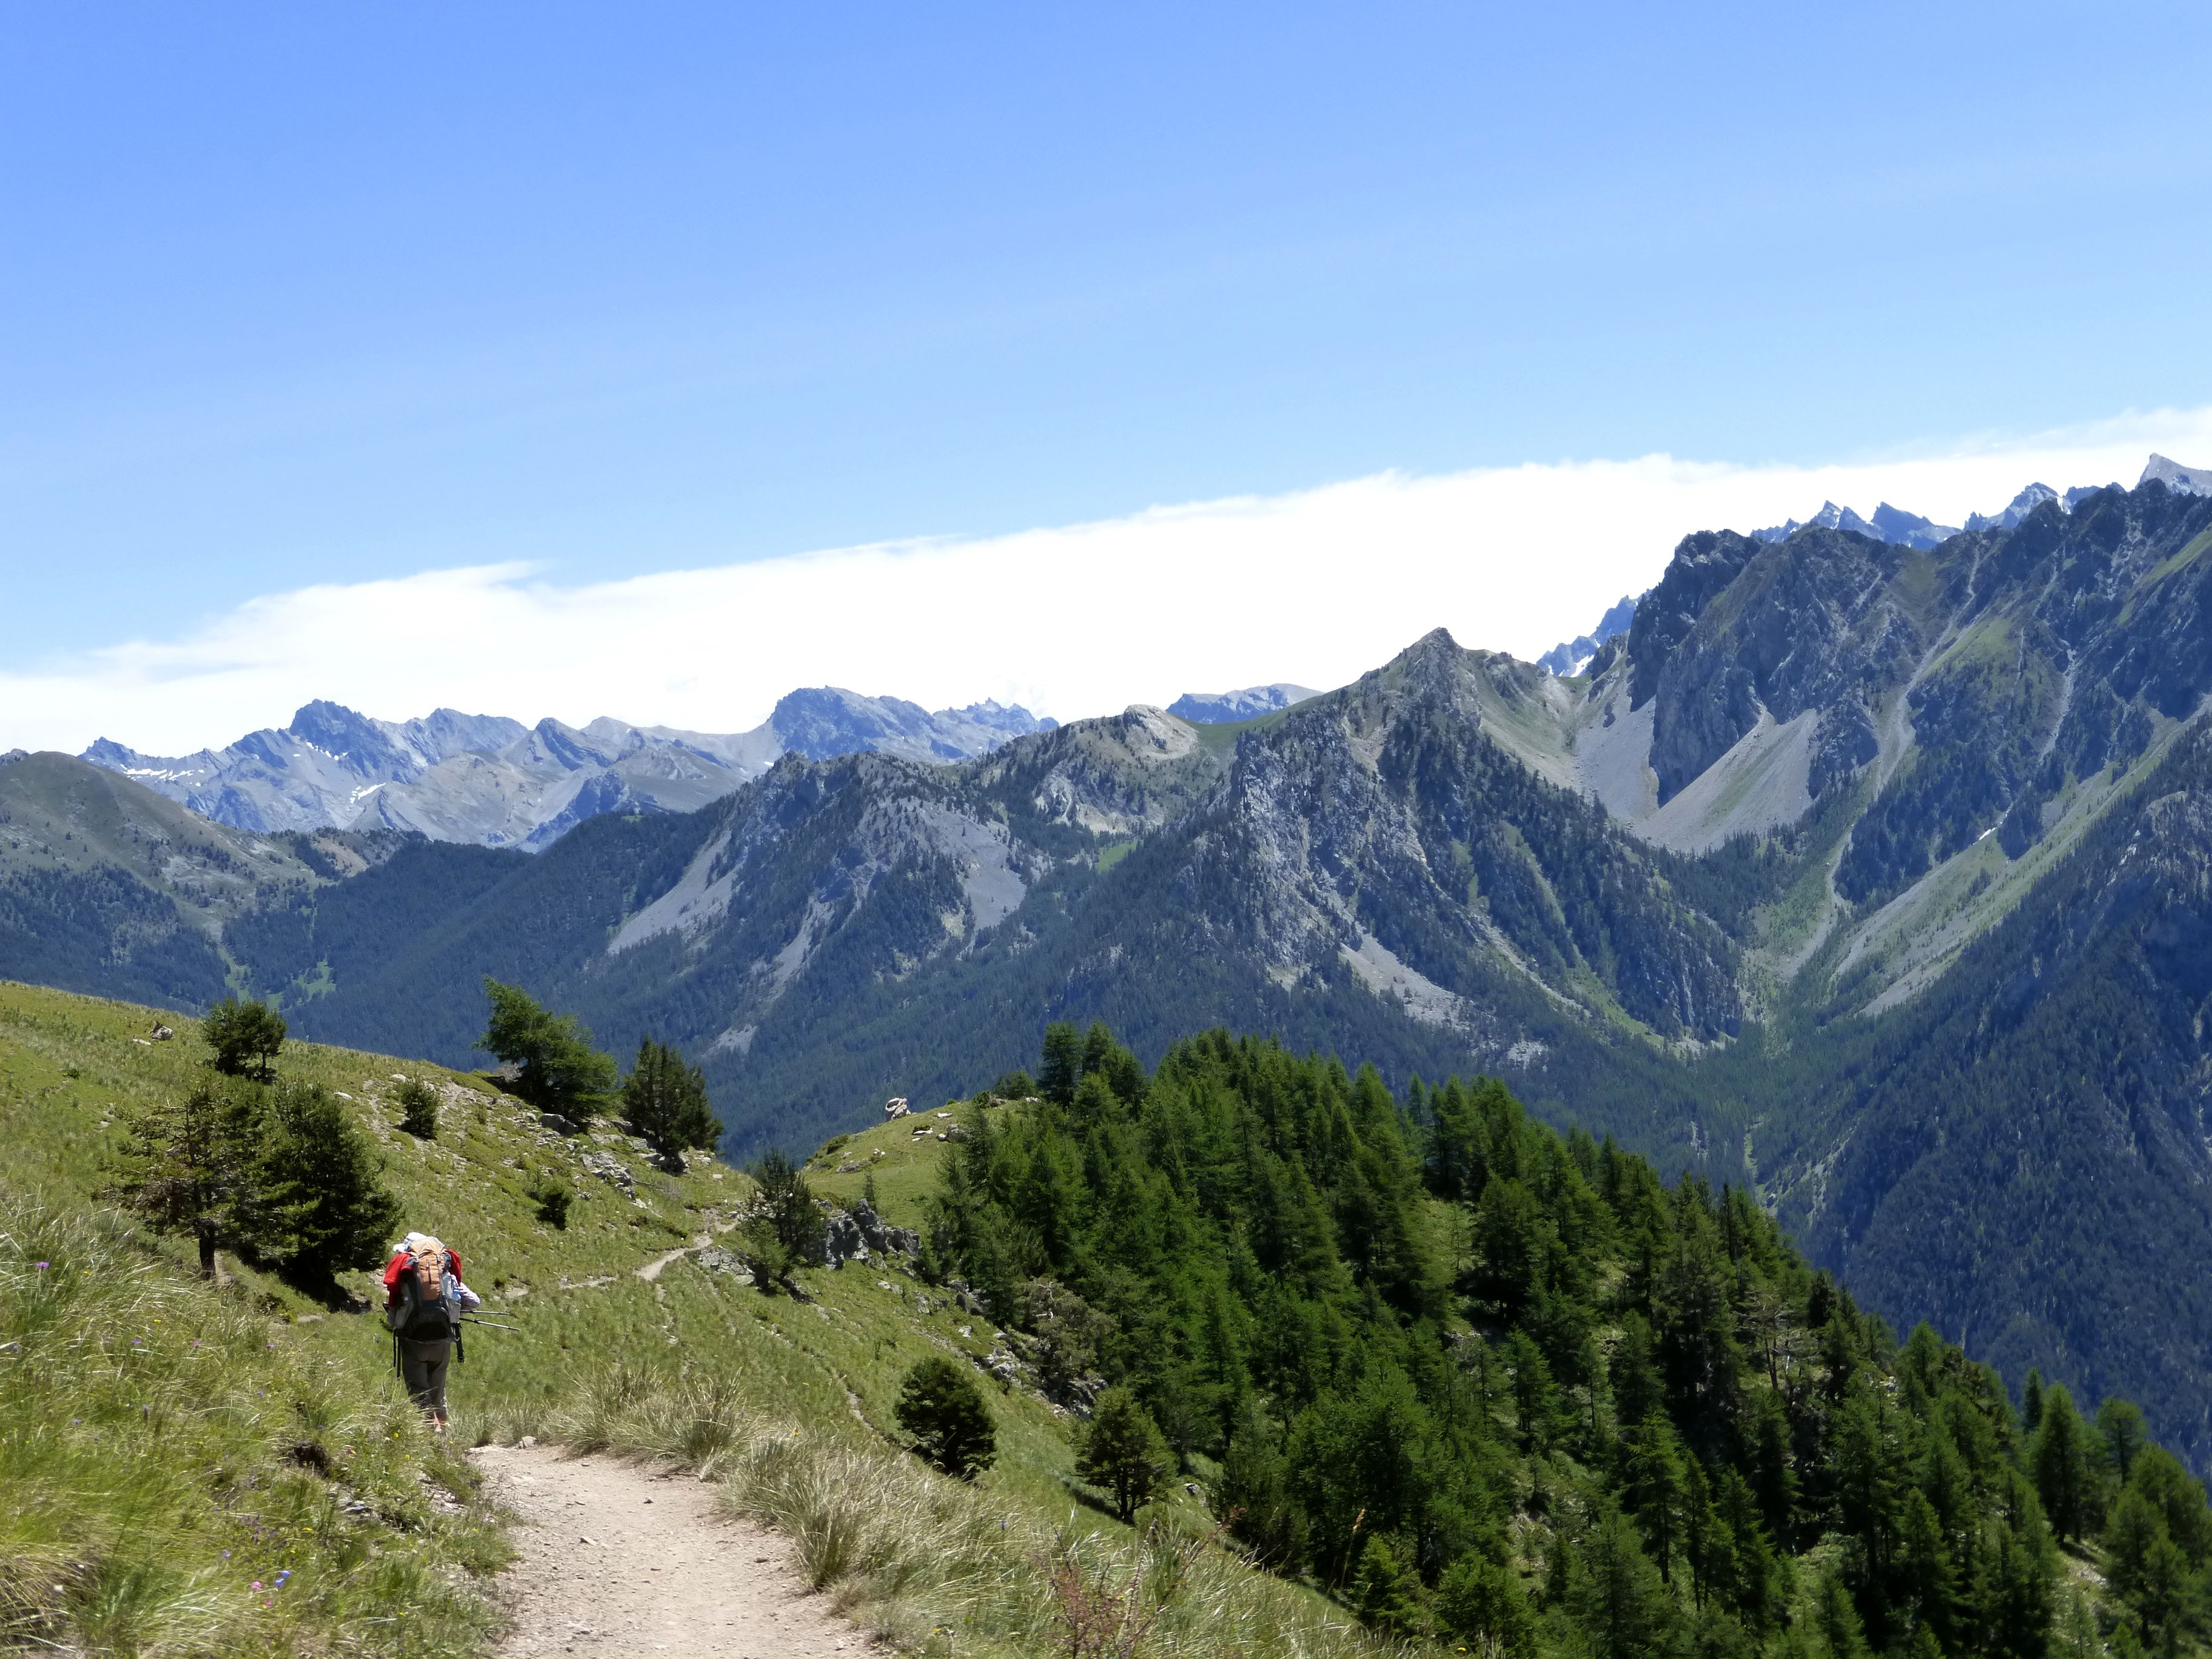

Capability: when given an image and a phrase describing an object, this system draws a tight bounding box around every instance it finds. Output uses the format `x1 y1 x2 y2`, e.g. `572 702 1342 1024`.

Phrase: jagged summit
83 689 1054 850
1751 499 1963 548
1538 594 1637 676
2143 452 2212 496
1965 481 2059 532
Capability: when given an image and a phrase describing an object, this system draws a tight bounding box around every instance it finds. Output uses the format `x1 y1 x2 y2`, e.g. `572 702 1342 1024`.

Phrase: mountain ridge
84 688 1056 852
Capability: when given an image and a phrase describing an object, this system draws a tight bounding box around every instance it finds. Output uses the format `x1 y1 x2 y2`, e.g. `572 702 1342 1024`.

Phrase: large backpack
386 1239 458 1342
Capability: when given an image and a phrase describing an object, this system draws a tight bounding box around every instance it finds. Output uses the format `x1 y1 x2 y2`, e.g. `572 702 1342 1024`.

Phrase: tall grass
1 1193 507 1657
542 1361 1386 1659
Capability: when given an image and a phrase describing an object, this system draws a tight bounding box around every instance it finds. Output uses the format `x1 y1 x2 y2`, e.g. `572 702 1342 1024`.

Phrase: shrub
530 1176 572 1231
201 995 286 1079
894 1356 996 1480
394 1078 440 1140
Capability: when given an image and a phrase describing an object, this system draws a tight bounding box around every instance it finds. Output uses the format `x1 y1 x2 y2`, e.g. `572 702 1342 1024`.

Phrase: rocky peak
2142 453 2212 498
1964 482 2060 533
287 700 417 775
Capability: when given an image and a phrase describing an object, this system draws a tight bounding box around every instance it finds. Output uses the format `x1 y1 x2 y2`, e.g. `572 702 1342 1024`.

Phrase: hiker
382 1232 481 1431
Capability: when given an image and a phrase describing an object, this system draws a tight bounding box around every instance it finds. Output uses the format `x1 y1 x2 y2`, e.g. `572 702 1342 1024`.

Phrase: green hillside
0 981 1390 1658
12 979 2212 1658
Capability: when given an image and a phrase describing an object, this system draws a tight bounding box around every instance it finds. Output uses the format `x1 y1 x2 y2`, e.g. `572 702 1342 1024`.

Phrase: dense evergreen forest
927 1025 2211 1655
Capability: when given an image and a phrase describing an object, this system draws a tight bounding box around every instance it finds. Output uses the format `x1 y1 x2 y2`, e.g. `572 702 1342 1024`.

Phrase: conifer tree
2097 1398 2149 1486
1575 1508 1675 1659
253 1080 402 1284
1438 1553 1534 1658
203 994 286 1080
1037 1022 1081 1105
2030 1385 2097 1542
1078 1386 1171 1522
619 1036 721 1153
107 1076 263 1276
894 1355 996 1479
480 979 619 1122
1350 1535 1424 1638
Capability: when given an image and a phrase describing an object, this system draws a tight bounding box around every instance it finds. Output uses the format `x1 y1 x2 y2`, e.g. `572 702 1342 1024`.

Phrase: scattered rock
149 1024 175 1042
695 1247 756 1285
540 1112 579 1136
580 1150 636 1196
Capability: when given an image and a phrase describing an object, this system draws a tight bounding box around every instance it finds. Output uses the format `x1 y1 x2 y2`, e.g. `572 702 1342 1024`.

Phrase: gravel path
473 1443 862 1658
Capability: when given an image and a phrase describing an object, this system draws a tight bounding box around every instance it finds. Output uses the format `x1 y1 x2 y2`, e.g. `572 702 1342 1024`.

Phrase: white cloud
11 405 2212 756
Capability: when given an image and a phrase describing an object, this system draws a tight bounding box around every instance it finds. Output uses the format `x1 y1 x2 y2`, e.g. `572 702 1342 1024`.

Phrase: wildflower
33 1261 48 1270
223 1551 231 1560
251 1580 264 1590
275 1570 290 1587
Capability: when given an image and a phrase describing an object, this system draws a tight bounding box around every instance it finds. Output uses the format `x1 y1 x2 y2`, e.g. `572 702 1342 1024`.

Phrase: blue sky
4 3 2210 714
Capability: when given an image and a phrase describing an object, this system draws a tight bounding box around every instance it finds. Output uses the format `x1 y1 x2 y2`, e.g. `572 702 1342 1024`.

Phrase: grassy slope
1 980 1387 1659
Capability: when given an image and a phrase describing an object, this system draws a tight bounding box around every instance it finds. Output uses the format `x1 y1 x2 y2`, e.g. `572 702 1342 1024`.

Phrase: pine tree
107 1076 263 1276
1350 1535 1426 1638
894 1356 996 1479
1624 1411 1690 1581
1037 1022 1082 1105
1575 1507 1676 1659
252 1081 403 1285
1438 1552 1535 1658
740 1149 826 1289
1079 1387 1171 1522
394 1078 439 1139
480 979 619 1122
2021 1368 2045 1435
2030 1385 2097 1542
2097 1398 2149 1487
620 1037 722 1153
202 995 286 1080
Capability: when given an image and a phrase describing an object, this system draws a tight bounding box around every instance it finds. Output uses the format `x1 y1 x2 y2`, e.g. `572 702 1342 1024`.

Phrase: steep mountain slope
0 748 388 1008
82 689 1054 851
1741 722 2212 1470
196 643 1734 1165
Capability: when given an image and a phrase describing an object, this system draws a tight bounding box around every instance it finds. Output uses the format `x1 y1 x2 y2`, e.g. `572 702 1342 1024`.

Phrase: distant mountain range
1537 594 1638 677
82 690 1057 851
1165 683 1319 723
13 451 2212 1474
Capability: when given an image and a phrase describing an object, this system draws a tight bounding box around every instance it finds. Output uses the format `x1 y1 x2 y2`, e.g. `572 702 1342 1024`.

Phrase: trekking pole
460 1318 523 1332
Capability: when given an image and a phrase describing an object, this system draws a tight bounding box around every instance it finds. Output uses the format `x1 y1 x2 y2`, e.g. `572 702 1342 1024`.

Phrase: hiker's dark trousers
400 1338 452 1411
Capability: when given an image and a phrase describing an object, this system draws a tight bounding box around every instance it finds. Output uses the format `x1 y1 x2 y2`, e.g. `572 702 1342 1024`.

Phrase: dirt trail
472 1443 861 1658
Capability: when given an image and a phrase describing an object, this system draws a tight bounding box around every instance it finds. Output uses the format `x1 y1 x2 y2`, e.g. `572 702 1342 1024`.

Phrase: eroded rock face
820 1202 920 1269
1631 526 1919 805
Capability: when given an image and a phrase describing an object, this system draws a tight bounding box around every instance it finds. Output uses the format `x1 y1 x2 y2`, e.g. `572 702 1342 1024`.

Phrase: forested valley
927 1023 2210 1657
